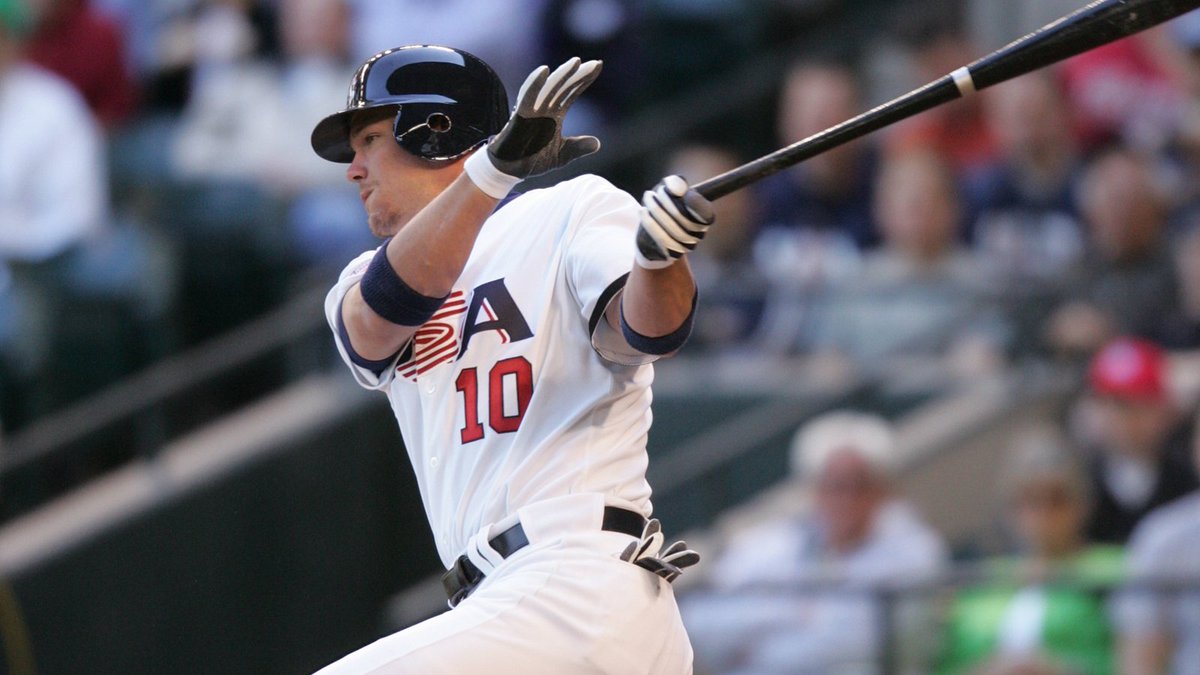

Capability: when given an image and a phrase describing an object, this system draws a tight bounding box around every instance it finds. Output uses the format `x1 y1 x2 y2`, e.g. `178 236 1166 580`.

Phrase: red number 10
455 356 533 444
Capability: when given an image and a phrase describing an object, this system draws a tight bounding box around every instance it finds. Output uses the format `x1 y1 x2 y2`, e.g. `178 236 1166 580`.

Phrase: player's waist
443 493 649 606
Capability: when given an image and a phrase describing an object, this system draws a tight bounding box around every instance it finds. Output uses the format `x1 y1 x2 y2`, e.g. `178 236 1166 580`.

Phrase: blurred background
2 0 1200 673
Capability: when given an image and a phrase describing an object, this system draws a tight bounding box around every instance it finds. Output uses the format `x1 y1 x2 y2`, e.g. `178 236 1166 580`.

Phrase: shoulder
337 247 379 282
550 174 636 208
488 175 632 218
555 173 626 195
7 64 89 112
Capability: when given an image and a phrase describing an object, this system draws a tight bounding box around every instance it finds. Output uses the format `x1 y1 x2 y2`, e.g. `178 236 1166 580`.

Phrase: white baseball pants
314 496 693 674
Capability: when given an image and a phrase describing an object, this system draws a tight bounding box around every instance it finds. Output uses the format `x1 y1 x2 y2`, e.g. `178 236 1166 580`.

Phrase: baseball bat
693 0 1200 201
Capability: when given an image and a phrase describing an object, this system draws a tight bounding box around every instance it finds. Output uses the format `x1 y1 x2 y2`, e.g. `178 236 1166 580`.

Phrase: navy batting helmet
311 45 509 163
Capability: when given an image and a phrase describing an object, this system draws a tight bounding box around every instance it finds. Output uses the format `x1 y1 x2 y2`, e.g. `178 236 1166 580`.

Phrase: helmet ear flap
393 104 483 161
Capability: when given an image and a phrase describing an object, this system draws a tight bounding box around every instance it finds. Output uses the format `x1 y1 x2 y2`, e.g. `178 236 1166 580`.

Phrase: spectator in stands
1044 148 1181 356
937 426 1123 675
663 143 765 351
0 0 107 268
24 0 137 131
966 71 1086 286
756 59 879 250
131 0 280 112
749 60 878 354
1074 337 1199 544
1058 21 1188 153
172 0 373 268
680 411 947 674
1159 12 1200 233
1114 407 1200 675
1160 224 1200 349
886 0 998 173
797 150 1007 370
1 0 174 419
0 0 49 426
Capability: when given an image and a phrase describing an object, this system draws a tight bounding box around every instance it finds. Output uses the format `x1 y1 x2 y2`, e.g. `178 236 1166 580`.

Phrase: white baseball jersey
325 174 659 568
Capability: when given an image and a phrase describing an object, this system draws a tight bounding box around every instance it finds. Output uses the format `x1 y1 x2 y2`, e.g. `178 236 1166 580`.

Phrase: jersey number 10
455 356 534 444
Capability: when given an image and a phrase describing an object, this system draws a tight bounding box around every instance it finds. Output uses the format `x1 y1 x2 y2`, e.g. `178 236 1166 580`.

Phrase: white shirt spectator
1114 491 1200 675
0 63 106 263
172 57 351 192
681 500 947 674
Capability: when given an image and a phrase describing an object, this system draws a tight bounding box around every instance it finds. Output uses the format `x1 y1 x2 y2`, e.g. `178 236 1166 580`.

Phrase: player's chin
367 211 401 239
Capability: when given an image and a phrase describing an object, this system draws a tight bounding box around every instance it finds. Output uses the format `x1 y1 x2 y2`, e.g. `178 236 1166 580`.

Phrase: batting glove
618 518 701 583
464 58 602 198
635 175 716 269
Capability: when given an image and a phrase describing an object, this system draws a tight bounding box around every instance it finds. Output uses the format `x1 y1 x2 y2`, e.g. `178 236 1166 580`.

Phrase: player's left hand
635 175 716 269
618 518 701 583
487 57 603 179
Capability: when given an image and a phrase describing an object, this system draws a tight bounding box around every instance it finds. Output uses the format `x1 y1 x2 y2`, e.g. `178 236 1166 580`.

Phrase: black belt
441 506 646 607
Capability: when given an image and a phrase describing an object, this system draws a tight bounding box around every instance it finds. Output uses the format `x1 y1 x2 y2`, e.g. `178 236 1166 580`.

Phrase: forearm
612 258 696 338
384 172 499 296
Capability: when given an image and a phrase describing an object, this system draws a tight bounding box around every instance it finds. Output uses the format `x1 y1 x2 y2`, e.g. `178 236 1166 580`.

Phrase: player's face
346 115 458 237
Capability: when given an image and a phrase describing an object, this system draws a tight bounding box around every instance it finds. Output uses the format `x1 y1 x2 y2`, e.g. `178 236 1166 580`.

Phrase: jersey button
429 456 439 469
425 381 436 394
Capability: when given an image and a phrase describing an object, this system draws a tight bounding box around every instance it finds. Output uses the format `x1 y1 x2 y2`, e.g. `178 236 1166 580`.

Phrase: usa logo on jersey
398 279 533 380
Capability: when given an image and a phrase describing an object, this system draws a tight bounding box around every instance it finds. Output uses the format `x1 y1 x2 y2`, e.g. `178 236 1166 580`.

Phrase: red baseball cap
1088 337 1168 401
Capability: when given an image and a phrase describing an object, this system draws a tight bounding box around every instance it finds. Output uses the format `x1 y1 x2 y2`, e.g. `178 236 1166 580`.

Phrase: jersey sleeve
324 248 405 390
562 177 658 367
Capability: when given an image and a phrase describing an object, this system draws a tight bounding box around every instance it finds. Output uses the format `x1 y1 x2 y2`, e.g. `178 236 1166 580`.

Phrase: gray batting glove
463 58 602 198
618 519 701 583
635 175 716 269
490 57 602 177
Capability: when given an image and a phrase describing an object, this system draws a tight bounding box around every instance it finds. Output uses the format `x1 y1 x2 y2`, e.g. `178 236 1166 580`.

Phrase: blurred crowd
678 6 1200 370
9 0 1199 426
683 340 1200 674
4 0 1200 670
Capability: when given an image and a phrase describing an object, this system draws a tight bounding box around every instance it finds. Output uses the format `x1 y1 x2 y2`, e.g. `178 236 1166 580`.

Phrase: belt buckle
441 555 483 608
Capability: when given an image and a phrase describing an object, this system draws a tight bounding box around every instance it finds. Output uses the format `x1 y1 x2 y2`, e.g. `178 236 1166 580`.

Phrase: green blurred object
0 0 31 36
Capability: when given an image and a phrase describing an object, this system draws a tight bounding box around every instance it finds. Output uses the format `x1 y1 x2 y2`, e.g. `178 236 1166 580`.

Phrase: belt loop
466 529 503 576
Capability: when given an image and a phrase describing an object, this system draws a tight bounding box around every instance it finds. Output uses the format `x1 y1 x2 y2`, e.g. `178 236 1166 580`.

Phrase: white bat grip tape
951 67 977 96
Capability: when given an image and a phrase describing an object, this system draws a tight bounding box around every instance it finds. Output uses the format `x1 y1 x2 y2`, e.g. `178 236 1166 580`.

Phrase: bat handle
682 188 715 222
694 165 758 202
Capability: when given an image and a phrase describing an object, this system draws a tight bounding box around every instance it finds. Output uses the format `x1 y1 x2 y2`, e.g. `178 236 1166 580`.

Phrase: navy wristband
619 292 698 356
359 240 448 326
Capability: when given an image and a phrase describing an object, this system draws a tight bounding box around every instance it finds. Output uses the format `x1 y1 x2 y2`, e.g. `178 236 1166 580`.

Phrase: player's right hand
635 175 716 269
486 57 603 179
618 518 701 583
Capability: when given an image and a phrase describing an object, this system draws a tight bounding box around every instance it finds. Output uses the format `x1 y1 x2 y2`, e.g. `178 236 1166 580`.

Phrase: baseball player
311 45 712 673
